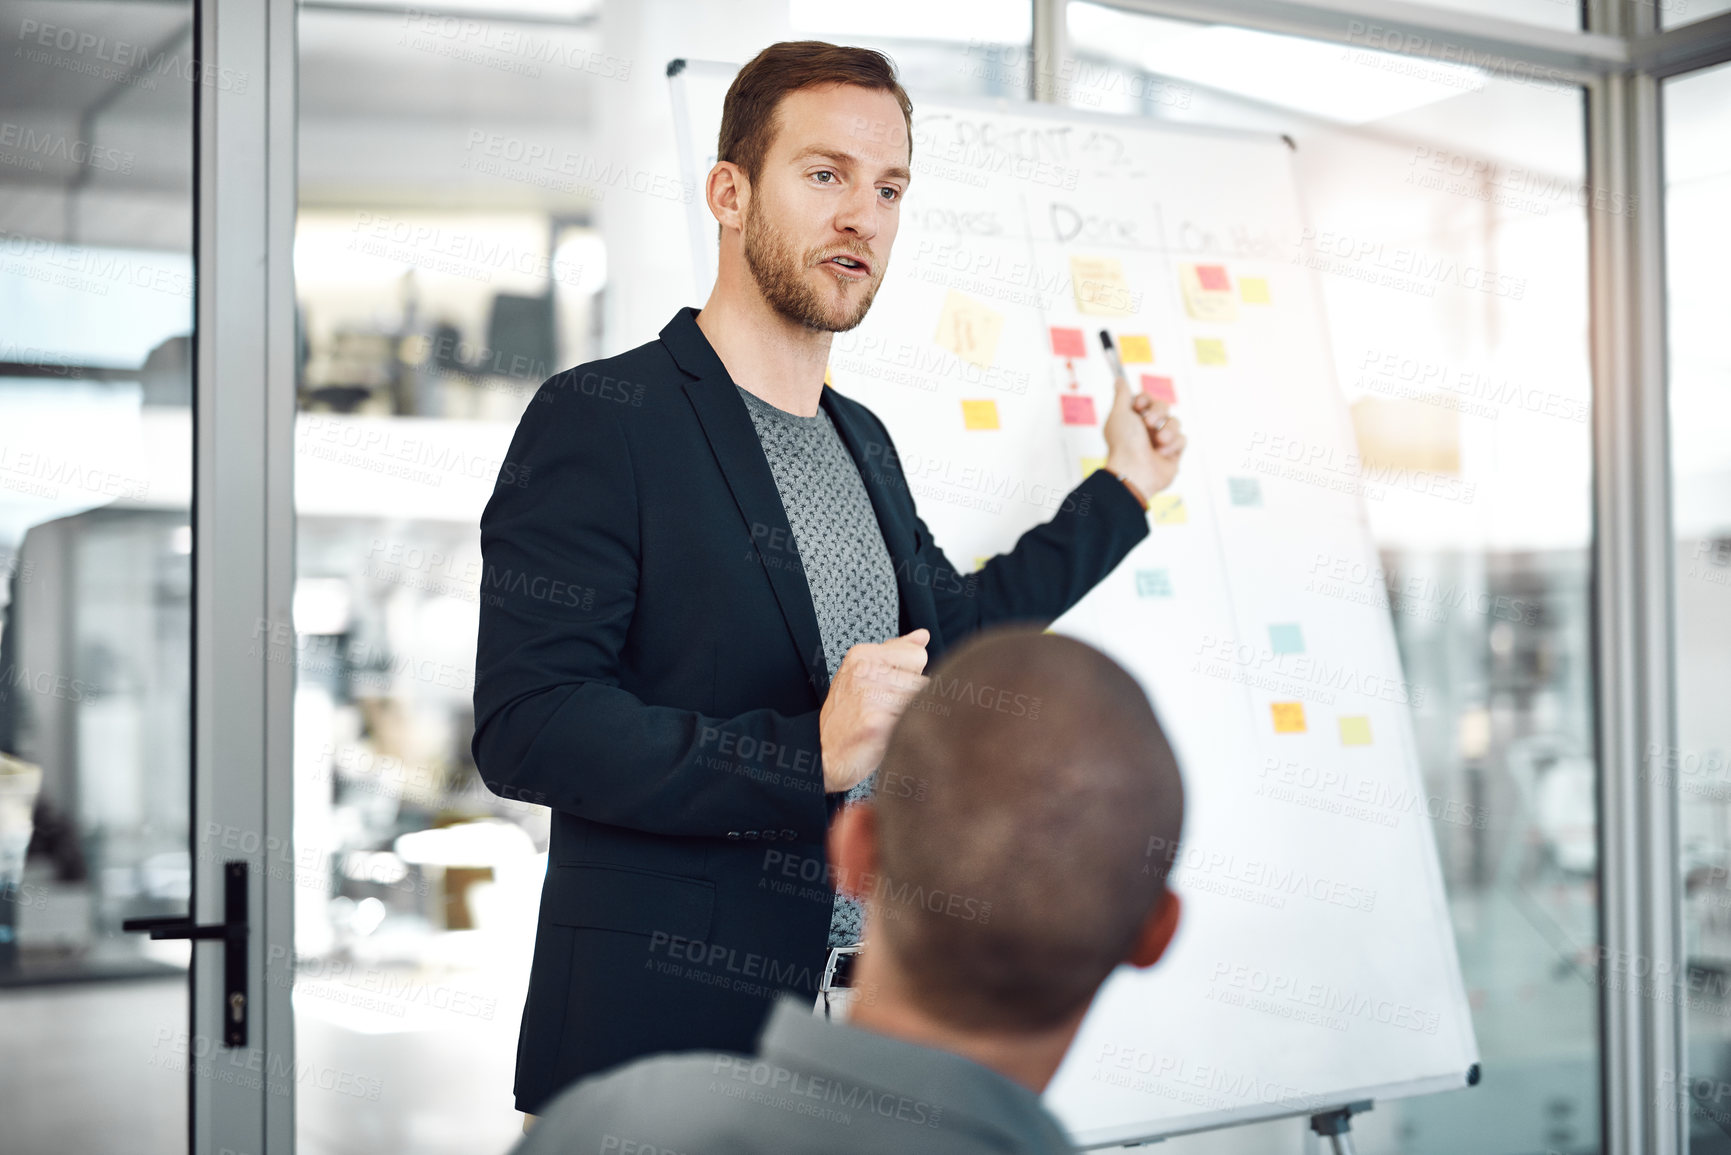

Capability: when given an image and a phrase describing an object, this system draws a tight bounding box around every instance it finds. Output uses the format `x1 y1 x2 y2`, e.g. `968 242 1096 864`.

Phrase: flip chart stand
1309 1101 1372 1155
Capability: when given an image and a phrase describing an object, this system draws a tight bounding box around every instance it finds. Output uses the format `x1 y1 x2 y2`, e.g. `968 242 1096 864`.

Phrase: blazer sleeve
872 417 1151 643
471 377 828 842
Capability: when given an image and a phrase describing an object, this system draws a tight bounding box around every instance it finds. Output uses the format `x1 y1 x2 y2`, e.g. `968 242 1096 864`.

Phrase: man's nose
833 183 880 240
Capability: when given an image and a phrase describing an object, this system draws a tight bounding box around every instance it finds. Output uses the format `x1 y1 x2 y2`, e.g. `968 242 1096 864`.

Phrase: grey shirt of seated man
512 993 1075 1155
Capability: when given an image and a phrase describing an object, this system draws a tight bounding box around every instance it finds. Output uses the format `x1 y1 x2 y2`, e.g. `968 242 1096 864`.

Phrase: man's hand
1103 373 1187 497
819 629 930 794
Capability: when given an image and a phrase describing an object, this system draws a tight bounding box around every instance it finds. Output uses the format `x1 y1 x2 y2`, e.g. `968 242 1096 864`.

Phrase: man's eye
813 170 836 183
880 187 900 202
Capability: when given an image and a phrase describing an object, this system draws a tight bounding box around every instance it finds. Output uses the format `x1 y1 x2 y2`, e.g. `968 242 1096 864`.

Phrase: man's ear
707 160 748 233
1127 889 1181 969
827 802 879 901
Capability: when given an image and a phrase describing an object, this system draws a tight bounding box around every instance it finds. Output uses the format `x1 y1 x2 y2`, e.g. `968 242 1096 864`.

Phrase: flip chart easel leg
1309 1101 1373 1155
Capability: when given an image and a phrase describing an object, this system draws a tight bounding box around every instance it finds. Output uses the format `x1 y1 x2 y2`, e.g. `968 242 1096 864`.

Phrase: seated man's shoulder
523 1047 900 1155
523 1051 767 1154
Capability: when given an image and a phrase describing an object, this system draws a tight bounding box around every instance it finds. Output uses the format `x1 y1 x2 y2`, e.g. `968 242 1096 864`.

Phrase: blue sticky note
1228 477 1262 507
1136 569 1173 598
1269 623 1305 655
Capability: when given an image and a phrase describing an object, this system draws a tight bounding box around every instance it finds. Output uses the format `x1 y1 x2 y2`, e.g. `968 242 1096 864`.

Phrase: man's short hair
717 40 914 191
868 626 1185 1032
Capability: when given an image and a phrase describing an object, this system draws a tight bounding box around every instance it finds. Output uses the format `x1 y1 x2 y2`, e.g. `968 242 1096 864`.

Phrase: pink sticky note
1049 326 1087 358
1140 374 1176 404
1060 394 1097 425
1196 264 1230 292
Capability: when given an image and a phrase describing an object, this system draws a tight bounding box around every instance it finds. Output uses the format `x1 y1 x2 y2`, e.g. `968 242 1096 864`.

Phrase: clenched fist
819 628 930 794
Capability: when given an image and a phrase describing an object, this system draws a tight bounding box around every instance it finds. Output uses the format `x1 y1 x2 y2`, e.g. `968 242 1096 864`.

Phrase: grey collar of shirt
757 995 1077 1153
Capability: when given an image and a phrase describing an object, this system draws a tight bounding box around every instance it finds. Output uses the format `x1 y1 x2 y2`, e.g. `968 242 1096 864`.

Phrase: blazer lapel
819 390 940 640
662 308 833 696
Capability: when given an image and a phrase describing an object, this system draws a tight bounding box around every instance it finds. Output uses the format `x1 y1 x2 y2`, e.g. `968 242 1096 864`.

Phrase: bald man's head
867 626 1185 1032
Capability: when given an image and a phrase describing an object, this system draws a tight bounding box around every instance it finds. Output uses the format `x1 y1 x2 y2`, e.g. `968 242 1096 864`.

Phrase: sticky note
934 290 1004 368
1268 623 1305 655
1136 569 1173 597
974 556 992 572
1181 263 1238 323
1071 255 1135 317
1080 455 1107 475
1272 702 1307 734
1194 338 1228 366
1060 394 1097 425
1140 374 1176 404
1227 477 1263 507
961 399 1000 430
1117 334 1154 363
824 366 832 386
1050 326 1087 358
1339 716 1373 746
1240 276 1271 304
1150 493 1187 525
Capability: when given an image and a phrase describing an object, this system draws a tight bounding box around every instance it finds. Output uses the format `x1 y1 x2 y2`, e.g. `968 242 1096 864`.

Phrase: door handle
124 860 249 1046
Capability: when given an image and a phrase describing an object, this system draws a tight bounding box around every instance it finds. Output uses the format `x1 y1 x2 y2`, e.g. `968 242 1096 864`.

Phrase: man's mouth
821 254 871 277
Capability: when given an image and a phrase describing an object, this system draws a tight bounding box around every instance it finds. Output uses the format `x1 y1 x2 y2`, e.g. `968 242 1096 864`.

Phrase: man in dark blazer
473 40 1187 1118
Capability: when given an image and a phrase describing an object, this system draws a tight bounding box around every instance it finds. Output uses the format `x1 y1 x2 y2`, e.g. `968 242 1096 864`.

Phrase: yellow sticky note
1180 263 1239 324
1080 455 1107 475
1150 493 1187 525
1339 716 1373 746
1239 276 1271 304
823 366 833 386
1071 255 1136 317
1272 702 1307 734
961 399 1000 430
934 290 1005 369
1194 337 1228 366
1117 334 1154 363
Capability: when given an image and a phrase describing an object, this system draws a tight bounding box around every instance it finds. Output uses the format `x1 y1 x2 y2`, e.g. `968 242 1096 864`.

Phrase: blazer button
779 829 797 841
743 830 760 841
726 831 741 840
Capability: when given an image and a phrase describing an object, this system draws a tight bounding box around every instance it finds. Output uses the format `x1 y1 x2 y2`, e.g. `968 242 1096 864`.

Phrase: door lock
124 861 249 1046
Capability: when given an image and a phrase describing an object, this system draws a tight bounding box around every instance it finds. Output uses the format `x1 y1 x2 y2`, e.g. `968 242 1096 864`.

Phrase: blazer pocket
541 862 714 941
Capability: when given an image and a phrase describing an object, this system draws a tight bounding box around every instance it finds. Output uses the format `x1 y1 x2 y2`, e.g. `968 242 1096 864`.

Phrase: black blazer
473 306 1151 1113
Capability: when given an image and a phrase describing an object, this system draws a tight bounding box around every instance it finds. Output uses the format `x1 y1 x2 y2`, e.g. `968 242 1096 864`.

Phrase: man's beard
742 195 880 333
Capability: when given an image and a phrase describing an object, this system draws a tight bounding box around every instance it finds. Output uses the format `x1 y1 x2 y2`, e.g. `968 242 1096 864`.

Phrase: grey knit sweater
735 383 900 948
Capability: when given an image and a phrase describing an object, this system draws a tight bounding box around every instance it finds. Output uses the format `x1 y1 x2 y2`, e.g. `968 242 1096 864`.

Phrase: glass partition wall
0 0 196 1149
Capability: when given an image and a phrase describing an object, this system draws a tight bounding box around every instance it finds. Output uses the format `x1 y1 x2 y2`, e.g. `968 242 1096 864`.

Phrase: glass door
0 0 197 1149
0 0 293 1151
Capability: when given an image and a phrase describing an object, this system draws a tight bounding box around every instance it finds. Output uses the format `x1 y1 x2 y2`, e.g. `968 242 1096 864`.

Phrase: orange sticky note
1194 338 1228 366
1140 374 1176 404
1272 702 1307 734
1060 394 1097 425
1339 716 1373 746
961 399 1000 430
1117 334 1153 363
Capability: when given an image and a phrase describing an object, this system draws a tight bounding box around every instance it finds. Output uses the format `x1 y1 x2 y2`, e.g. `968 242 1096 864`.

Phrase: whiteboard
669 60 1479 1147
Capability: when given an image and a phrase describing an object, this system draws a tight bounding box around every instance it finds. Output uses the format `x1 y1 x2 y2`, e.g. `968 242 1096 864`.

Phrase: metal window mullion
1587 42 1682 1155
1032 0 1068 103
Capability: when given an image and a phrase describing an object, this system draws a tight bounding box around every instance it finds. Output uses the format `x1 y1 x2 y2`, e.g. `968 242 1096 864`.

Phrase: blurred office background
0 0 1727 1152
